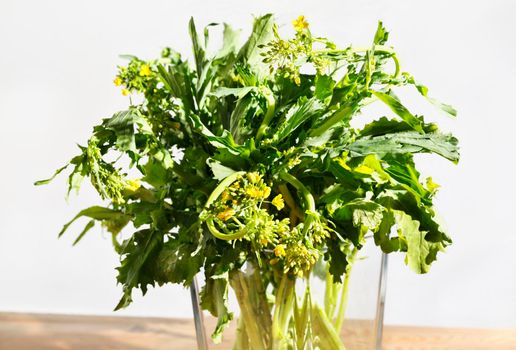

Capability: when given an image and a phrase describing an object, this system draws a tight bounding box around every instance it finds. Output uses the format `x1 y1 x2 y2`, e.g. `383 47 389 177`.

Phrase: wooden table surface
1 312 515 350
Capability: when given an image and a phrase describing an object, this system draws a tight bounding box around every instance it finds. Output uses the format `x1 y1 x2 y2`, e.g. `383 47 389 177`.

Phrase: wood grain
0 312 515 350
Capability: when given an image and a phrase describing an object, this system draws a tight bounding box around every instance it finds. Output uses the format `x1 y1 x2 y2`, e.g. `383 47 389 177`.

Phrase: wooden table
1 312 515 350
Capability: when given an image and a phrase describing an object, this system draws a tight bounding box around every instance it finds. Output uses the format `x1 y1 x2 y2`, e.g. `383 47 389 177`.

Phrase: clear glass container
190 237 388 350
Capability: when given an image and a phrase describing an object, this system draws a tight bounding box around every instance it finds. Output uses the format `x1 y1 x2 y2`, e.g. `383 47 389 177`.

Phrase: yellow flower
263 186 271 199
260 237 269 246
113 77 122 86
426 177 440 193
139 64 151 77
292 15 309 31
245 185 271 199
217 208 235 221
121 88 130 96
271 194 284 210
125 179 141 192
221 190 231 202
274 244 286 257
246 172 261 184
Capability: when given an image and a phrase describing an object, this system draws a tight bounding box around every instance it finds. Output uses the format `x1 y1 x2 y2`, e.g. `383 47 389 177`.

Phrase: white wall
1 0 515 328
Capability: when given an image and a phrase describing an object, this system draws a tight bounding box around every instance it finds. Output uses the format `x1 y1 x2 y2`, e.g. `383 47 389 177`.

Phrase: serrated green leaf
273 97 326 143
349 130 459 163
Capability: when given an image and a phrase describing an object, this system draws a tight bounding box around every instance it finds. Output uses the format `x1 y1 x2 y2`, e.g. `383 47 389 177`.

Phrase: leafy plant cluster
37 14 458 349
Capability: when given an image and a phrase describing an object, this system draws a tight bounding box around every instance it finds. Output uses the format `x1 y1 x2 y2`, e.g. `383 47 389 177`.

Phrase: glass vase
190 237 388 350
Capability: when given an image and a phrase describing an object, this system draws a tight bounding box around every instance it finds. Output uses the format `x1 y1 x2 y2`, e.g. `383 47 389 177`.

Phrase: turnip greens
37 14 458 349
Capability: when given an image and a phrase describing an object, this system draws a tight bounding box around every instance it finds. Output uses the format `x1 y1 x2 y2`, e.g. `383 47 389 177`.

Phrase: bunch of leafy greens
37 14 458 349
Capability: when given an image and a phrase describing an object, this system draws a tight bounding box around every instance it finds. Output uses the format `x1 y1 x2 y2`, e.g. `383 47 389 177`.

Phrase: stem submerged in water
334 247 358 331
230 263 272 350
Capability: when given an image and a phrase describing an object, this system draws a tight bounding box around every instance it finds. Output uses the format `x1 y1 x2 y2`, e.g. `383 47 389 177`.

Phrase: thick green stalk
230 270 269 350
324 265 341 319
309 104 357 138
233 313 250 350
278 171 316 235
272 275 295 350
256 87 276 142
312 304 346 350
293 285 312 350
334 248 358 331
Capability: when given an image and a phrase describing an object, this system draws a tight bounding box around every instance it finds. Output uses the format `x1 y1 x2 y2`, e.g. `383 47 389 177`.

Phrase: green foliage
37 14 458 347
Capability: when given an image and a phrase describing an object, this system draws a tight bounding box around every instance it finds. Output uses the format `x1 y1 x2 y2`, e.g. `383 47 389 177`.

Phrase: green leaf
214 23 240 59
373 210 400 253
373 21 389 45
349 130 459 163
72 220 96 246
393 210 441 274
103 109 150 153
157 63 196 112
314 75 335 102
207 158 237 180
370 90 424 133
189 17 206 77
59 206 130 238
210 86 255 99
200 272 234 343
324 239 350 283
237 14 274 77
360 117 438 137
229 94 258 144
273 97 326 143
115 229 161 310
34 164 70 185
404 73 457 117
156 239 203 286
333 199 384 231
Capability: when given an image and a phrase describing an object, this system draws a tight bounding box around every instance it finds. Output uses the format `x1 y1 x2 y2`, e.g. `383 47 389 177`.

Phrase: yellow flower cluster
283 242 319 277
139 64 151 77
245 185 271 199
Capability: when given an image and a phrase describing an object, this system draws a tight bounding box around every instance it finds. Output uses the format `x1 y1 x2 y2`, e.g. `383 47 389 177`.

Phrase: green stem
312 304 346 350
233 317 249 350
309 104 357 138
315 45 400 79
272 274 295 350
230 270 269 350
256 87 276 142
324 264 341 319
334 247 358 331
279 171 316 235
204 171 246 240
278 184 303 224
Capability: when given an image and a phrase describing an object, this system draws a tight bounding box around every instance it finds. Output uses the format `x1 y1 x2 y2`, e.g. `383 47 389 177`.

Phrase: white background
1 0 515 329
